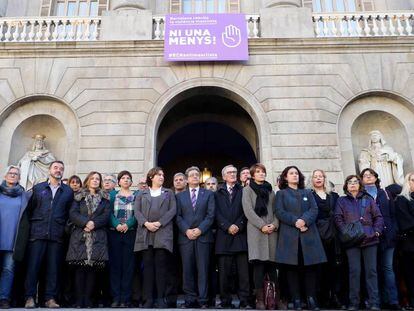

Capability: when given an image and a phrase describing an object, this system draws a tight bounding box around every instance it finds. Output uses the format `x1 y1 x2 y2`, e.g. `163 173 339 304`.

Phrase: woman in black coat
308 169 343 308
66 171 110 308
395 172 414 309
275 166 326 311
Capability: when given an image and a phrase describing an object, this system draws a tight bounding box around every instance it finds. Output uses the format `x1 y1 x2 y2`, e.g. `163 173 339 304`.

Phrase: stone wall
0 37 414 187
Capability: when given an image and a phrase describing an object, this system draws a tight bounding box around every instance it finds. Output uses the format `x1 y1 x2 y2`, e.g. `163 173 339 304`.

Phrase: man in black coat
215 165 250 308
24 161 73 308
176 166 215 308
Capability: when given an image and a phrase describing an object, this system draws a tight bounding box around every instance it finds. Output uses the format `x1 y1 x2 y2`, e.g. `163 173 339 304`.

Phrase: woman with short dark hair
66 171 110 308
242 163 278 310
360 168 400 310
68 175 82 193
134 167 176 308
335 174 383 311
275 166 326 311
108 170 137 307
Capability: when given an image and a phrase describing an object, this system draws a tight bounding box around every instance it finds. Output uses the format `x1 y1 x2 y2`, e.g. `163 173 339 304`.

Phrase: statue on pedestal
18 134 56 190
358 130 404 187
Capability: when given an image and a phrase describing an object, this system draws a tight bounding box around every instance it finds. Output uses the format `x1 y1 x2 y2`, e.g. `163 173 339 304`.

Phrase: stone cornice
1 37 414 58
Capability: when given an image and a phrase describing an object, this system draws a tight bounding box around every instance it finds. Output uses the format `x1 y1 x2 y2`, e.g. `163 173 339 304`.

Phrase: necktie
191 188 197 209
228 187 233 201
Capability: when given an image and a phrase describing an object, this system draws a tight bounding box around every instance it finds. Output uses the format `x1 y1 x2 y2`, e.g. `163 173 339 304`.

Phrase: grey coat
242 185 279 262
134 188 177 253
274 188 327 266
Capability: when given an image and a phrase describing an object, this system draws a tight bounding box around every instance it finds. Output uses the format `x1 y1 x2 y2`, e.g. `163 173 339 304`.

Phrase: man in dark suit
215 165 250 309
176 166 215 308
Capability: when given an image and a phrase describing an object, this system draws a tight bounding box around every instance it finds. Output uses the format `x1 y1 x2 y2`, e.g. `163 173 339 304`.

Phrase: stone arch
0 97 80 177
144 78 274 181
338 92 414 179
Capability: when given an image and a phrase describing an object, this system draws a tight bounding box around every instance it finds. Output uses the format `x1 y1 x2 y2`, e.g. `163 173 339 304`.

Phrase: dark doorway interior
157 89 258 187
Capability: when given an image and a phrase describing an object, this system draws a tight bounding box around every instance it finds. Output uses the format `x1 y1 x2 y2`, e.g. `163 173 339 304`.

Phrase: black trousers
218 252 250 304
141 247 169 304
74 266 97 307
108 230 135 303
401 251 414 306
252 260 277 290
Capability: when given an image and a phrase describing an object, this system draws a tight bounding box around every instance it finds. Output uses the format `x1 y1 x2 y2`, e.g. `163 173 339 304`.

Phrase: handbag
317 217 335 240
338 201 367 248
263 274 278 310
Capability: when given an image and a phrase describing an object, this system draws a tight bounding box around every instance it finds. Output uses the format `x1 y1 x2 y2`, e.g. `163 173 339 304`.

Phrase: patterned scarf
75 189 107 266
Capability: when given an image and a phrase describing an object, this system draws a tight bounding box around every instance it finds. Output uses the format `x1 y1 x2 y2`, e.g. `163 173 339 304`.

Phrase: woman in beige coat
242 163 279 310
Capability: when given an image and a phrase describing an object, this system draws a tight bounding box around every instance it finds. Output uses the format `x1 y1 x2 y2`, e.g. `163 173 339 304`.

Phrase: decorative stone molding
263 0 301 8
110 0 148 11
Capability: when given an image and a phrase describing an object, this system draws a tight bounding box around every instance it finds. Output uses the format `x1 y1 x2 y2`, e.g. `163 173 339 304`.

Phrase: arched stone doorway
338 93 414 179
156 86 259 186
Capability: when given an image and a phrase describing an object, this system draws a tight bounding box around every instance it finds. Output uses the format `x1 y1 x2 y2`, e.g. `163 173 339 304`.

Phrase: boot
307 297 320 311
255 289 265 310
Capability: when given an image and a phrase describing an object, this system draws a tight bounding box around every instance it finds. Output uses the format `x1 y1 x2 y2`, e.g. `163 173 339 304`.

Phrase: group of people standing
0 160 414 311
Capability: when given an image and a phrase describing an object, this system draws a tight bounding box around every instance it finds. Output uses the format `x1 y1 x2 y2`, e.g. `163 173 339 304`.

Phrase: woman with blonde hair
395 172 414 309
308 169 343 308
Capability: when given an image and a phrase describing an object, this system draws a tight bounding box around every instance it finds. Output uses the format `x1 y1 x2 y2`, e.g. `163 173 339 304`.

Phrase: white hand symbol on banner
222 24 242 48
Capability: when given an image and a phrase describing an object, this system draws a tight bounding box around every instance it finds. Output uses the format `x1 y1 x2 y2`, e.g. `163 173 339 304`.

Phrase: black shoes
307 297 320 311
0 300 10 309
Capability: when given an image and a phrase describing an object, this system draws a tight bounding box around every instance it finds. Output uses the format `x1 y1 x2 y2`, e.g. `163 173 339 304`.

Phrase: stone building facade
0 0 414 187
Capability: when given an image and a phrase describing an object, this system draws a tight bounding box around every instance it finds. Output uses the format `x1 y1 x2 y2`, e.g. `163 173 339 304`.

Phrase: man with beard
24 161 73 308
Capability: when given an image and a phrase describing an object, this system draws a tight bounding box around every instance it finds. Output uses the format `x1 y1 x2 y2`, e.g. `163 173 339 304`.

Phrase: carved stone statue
359 130 404 187
18 134 56 190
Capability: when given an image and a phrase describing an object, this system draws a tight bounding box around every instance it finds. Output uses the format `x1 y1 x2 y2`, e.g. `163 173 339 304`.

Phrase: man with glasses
214 165 250 308
176 166 215 308
103 174 117 193
24 161 73 309
137 177 148 191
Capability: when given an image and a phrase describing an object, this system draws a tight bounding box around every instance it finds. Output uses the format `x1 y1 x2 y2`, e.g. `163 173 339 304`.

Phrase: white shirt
226 183 236 193
48 181 61 199
150 188 162 197
189 186 200 201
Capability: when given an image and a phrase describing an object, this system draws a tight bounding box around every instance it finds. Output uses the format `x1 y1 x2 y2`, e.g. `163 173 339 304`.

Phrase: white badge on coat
303 197 308 201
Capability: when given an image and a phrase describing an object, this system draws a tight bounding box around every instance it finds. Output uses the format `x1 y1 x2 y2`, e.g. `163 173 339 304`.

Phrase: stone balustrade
152 14 261 39
0 17 101 42
313 12 414 37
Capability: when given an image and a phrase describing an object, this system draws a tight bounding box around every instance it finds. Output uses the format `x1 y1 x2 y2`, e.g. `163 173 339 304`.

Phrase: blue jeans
0 251 15 300
378 247 399 305
346 245 379 307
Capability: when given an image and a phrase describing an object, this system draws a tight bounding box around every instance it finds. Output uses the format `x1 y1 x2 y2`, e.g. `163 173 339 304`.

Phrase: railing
313 12 414 37
0 17 101 42
153 14 261 39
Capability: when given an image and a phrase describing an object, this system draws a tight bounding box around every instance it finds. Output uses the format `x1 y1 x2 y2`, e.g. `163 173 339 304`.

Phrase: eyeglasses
104 179 114 183
347 180 359 185
226 171 237 175
7 172 19 176
362 173 374 178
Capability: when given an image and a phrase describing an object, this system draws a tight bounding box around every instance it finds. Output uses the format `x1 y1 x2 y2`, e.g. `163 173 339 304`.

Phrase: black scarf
249 180 272 217
0 180 24 197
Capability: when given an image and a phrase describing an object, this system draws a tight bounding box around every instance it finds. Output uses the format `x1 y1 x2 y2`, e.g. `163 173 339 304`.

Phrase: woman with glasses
108 171 137 308
0 166 31 309
334 175 383 311
395 172 414 310
360 168 400 310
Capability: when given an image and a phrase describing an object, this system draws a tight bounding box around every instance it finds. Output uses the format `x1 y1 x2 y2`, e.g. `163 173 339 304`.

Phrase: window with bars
40 0 109 16
302 0 374 12
170 0 240 14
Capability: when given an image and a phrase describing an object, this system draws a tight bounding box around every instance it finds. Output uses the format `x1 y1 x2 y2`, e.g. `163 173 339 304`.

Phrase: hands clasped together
295 218 308 232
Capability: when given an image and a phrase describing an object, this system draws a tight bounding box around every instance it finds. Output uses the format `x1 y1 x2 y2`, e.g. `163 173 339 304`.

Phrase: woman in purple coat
334 175 384 311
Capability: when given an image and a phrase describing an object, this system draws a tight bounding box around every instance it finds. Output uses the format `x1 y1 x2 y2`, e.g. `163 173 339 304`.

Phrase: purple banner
164 14 248 61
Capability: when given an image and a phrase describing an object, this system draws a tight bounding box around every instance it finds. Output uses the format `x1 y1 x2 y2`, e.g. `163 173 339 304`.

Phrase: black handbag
339 203 367 248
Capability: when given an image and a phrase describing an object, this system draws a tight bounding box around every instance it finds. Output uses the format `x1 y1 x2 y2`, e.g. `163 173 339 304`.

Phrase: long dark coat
395 194 414 252
214 183 248 255
66 191 110 263
134 187 177 253
375 189 397 250
274 187 327 266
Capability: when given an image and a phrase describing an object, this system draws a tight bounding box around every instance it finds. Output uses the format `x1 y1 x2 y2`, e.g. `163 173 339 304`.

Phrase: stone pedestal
100 9 153 41
260 6 314 38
